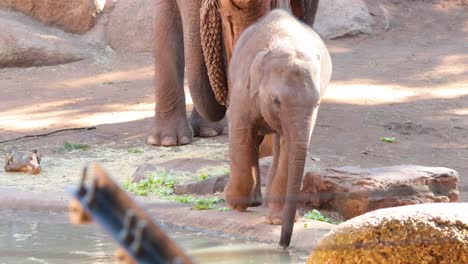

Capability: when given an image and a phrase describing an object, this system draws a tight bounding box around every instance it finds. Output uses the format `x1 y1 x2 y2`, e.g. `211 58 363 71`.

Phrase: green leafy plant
123 170 176 197
193 197 222 210
128 148 143 154
380 137 396 143
58 141 90 152
169 195 223 210
304 209 337 224
172 195 196 204
217 207 231 212
198 172 209 181
102 80 114 85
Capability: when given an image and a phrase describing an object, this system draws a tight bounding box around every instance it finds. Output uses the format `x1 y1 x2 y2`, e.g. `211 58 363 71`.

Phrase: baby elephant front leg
225 128 259 211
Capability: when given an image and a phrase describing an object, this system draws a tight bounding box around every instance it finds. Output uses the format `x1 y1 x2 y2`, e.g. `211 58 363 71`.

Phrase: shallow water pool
0 210 307 264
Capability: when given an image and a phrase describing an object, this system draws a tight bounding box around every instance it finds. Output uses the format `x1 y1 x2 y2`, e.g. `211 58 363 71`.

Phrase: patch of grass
198 172 209 181
123 170 177 197
194 167 231 182
58 141 90 152
380 137 396 143
304 209 338 224
172 195 197 204
128 147 143 154
193 197 222 210
122 170 224 211
102 80 114 85
170 195 223 210
217 207 231 212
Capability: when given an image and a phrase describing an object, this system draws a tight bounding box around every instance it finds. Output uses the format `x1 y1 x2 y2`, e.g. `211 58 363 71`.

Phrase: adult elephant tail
200 0 229 106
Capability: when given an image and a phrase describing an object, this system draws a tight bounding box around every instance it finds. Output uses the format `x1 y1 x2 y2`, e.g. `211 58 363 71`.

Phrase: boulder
315 0 373 39
308 203 468 263
131 163 158 183
301 165 459 219
0 11 89 67
174 175 229 195
0 0 100 34
106 0 156 53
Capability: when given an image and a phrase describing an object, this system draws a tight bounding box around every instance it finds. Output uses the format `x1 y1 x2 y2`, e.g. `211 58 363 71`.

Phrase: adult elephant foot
147 112 193 147
190 109 228 138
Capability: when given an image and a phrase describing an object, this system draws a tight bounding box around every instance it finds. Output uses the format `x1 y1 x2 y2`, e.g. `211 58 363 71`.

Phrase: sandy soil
1 1 467 202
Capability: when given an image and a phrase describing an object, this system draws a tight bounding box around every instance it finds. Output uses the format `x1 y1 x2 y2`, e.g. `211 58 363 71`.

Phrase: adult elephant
148 0 320 146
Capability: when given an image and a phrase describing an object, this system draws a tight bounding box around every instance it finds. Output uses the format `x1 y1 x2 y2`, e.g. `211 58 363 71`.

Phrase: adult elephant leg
148 1 192 147
189 108 228 137
271 0 319 26
177 0 227 124
292 0 319 26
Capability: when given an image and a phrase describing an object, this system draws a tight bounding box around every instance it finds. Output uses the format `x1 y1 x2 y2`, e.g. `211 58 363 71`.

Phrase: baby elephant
224 9 332 248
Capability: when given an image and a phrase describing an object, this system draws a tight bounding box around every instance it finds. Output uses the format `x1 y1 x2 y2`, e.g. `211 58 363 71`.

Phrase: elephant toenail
147 135 160 146
161 137 177 146
179 136 191 145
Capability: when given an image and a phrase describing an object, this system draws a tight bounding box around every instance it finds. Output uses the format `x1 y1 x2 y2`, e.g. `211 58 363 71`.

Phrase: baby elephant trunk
279 112 312 248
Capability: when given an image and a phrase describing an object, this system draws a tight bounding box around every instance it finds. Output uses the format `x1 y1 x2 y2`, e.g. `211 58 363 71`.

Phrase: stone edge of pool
0 188 334 253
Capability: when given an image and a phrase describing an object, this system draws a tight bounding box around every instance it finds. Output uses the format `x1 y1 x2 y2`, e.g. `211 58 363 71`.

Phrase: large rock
0 11 89 67
302 165 459 219
308 203 468 263
174 175 229 195
0 0 100 34
106 0 155 53
315 0 373 39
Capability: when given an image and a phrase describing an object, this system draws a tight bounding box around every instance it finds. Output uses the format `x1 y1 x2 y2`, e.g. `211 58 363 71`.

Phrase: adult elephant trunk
201 0 270 106
279 111 313 248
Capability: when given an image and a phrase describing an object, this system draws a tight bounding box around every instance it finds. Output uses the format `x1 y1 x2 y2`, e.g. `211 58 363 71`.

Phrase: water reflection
0 210 307 264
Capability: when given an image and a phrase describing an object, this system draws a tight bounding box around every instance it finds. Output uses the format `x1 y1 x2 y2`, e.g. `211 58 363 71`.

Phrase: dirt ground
0 0 467 204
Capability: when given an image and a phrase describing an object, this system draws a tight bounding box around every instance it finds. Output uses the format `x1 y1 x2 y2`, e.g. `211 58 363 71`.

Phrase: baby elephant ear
249 49 270 100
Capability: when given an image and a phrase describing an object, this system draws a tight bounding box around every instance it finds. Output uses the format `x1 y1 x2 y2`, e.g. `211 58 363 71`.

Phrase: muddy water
0 210 307 264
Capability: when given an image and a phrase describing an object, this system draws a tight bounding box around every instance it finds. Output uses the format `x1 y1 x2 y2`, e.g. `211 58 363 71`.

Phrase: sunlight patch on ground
412 54 468 80
0 102 153 131
71 103 154 125
0 94 195 132
449 107 468 116
327 45 352 54
0 137 229 192
55 66 153 89
324 80 468 105
323 83 416 104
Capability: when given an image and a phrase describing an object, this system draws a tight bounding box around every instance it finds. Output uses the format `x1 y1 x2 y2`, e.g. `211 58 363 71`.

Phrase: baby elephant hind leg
249 135 265 207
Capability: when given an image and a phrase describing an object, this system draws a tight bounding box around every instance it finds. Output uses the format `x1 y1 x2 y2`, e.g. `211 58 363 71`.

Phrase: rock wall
0 0 100 34
0 11 90 67
0 0 383 65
